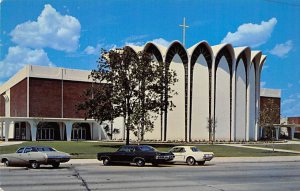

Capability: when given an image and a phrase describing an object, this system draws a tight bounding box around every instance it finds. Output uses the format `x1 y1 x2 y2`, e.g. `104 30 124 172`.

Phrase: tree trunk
126 98 130 145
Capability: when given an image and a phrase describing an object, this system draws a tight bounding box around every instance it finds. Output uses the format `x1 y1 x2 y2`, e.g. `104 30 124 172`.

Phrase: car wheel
3 159 9 167
186 157 196 166
135 158 145 167
198 161 205 165
103 158 110 166
52 162 60 168
30 161 40 169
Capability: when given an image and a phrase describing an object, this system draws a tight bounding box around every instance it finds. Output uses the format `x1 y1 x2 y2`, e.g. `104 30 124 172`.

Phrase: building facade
0 65 108 141
113 41 267 142
1 40 269 142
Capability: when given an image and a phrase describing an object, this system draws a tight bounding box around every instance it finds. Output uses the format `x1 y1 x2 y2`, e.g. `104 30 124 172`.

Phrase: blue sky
1 0 299 117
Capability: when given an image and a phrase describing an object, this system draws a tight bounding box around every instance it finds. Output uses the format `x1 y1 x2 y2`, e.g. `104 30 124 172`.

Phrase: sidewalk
0 141 23 147
224 143 300 154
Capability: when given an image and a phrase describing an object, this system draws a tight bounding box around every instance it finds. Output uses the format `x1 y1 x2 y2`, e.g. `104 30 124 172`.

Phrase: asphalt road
0 161 300 191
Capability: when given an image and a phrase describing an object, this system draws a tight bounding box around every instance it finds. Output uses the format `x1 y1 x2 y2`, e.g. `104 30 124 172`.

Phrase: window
16 148 24 153
36 147 56 152
118 146 130 152
191 147 201 152
24 148 32 153
171 147 186 153
138 146 156 152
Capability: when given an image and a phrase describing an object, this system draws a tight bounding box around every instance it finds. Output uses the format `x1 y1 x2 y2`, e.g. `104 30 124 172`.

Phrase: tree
78 47 177 144
259 98 280 140
207 117 217 143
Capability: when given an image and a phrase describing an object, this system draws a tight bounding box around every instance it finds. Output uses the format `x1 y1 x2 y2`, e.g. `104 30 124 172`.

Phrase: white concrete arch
164 41 188 141
146 41 167 59
234 48 250 141
213 44 235 141
249 51 261 141
249 61 256 140
188 41 213 141
124 45 144 53
143 43 164 141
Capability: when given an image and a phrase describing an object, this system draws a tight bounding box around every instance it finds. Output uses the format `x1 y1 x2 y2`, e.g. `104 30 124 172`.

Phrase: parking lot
1 159 300 191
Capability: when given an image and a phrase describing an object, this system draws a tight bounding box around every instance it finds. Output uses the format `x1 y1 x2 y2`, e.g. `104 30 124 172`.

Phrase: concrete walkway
224 143 300 154
0 141 23 147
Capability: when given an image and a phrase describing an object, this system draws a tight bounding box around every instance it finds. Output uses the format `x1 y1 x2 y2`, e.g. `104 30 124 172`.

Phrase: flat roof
260 88 281 98
0 65 93 94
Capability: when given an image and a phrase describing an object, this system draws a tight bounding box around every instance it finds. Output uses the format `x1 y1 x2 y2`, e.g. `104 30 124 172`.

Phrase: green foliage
259 98 280 140
77 47 178 144
207 117 217 142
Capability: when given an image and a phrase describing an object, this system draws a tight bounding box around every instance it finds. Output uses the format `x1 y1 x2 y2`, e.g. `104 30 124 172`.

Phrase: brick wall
29 78 62 118
287 117 300 124
0 94 5 116
28 77 95 118
10 78 27 117
287 117 300 132
62 80 92 118
260 96 281 124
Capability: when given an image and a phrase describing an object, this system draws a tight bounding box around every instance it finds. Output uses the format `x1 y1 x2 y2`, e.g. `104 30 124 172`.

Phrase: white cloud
152 38 171 47
10 4 81 52
0 46 53 79
123 35 148 43
269 40 293 58
125 41 145 46
123 37 171 48
288 83 293 88
84 44 103 55
282 98 296 106
221 18 277 48
260 81 266 88
262 64 269 70
282 91 300 117
282 100 300 117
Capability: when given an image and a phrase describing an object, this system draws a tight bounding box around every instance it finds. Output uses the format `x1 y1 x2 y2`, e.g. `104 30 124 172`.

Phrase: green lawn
0 141 299 159
246 144 300 152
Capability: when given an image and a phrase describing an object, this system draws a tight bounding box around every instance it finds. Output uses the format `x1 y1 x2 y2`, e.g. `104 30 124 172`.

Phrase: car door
170 147 186 162
22 147 34 165
9 147 25 165
113 146 133 163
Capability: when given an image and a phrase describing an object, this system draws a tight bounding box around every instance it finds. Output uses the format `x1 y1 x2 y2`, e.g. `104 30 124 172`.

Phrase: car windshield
191 147 202 152
36 147 56 152
138 145 157 152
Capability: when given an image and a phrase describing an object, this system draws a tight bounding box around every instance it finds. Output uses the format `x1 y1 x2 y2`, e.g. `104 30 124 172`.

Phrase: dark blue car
97 145 174 167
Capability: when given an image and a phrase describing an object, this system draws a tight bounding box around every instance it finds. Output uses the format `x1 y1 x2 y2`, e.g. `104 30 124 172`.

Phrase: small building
0 65 109 141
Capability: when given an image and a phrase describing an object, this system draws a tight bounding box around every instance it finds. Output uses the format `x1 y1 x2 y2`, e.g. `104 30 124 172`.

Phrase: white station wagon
169 146 214 165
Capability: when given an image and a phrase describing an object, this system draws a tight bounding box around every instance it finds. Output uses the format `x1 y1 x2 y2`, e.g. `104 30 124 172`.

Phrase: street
0 160 300 191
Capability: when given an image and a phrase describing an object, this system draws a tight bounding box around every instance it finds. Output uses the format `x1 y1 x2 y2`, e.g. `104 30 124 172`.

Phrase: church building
0 40 268 142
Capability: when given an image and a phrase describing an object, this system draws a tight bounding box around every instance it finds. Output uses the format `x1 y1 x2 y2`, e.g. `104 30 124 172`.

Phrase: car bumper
47 157 70 163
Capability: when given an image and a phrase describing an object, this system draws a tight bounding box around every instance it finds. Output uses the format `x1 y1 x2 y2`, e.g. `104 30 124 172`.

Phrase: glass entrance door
37 128 54 140
15 123 26 140
72 127 86 140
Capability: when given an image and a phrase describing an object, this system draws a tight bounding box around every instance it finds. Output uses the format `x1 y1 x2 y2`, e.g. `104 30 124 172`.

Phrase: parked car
169 146 214 165
0 146 71 169
97 145 175 167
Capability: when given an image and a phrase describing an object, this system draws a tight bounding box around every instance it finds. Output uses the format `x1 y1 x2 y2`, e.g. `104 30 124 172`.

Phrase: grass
246 144 300 152
0 141 299 159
